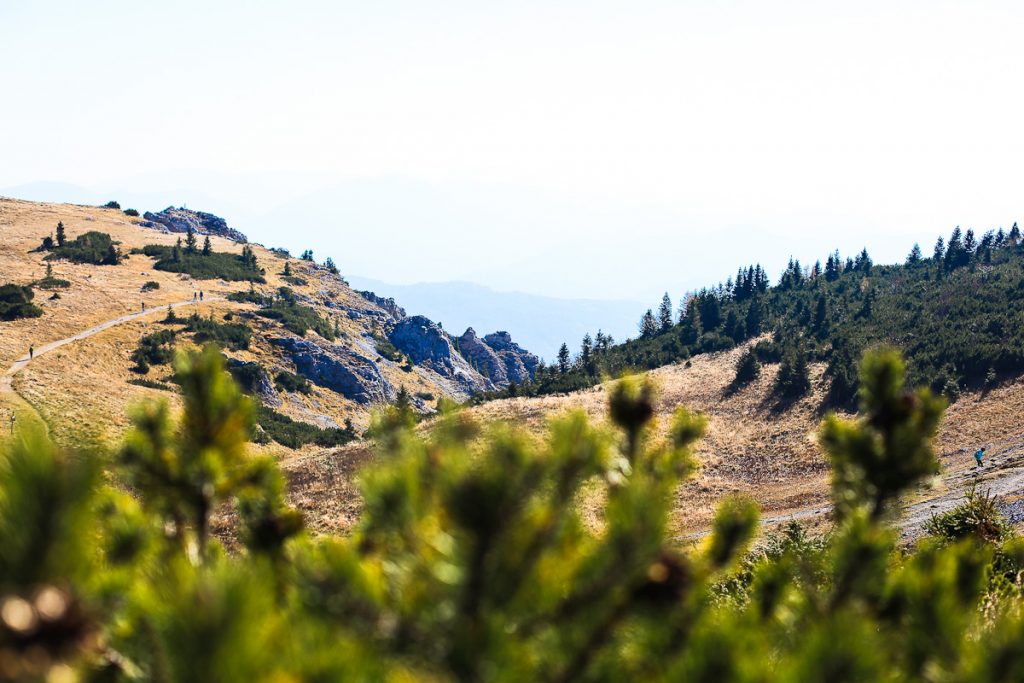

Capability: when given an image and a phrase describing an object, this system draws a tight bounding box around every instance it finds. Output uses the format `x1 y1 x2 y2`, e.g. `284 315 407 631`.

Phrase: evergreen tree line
484 223 1024 406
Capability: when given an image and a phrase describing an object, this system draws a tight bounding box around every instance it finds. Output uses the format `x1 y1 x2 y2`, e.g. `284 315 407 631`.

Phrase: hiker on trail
193 292 197 301
142 302 146 312
975 447 987 467
29 346 33 360
199 290 204 301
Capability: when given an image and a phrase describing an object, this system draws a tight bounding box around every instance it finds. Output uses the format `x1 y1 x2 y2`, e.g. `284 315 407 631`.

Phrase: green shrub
274 370 312 394
128 377 175 392
925 486 1012 545
374 334 403 362
103 200 121 209
130 329 177 373
142 244 265 282
141 280 160 292
255 287 335 339
124 208 140 217
0 284 43 321
254 404 356 449
183 313 252 350
48 231 123 265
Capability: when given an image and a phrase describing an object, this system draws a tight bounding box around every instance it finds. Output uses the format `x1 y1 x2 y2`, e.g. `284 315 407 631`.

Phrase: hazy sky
3 1 1024 301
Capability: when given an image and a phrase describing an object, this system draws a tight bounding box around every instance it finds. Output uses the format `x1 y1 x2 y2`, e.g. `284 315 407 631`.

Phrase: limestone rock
269 335 395 404
389 316 493 394
457 327 508 385
141 206 248 243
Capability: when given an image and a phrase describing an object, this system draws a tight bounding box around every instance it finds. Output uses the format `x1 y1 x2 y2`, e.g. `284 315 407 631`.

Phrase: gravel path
0 297 220 434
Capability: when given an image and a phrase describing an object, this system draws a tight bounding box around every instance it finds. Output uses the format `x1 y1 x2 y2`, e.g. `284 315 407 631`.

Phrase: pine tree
395 385 412 413
55 221 66 248
557 343 571 374
40 233 55 251
1009 222 1021 245
963 228 977 257
945 226 966 270
657 292 673 333
325 257 339 274
202 236 212 256
733 347 761 386
283 261 292 277
185 226 198 254
172 238 182 263
580 334 594 374
906 243 922 265
301 249 314 261
745 298 763 337
679 298 702 345
933 236 945 261
639 309 658 338
995 227 1006 248
813 293 828 334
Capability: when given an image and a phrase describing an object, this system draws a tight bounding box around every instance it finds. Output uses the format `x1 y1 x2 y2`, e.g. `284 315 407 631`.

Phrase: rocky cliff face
141 206 248 243
483 331 540 383
269 335 395 405
356 290 406 320
455 328 539 386
389 316 493 394
457 328 510 385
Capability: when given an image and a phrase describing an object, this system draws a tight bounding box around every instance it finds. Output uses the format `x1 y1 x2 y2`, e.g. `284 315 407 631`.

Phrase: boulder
225 358 281 408
269 335 395 404
141 206 248 243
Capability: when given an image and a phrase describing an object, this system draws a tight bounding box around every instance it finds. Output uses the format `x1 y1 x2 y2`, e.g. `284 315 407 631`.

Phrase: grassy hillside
496 226 1024 407
0 197 485 451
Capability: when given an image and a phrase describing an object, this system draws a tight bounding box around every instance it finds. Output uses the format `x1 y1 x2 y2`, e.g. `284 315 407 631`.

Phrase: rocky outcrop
483 331 540 383
389 316 493 394
452 329 539 386
269 335 394 404
457 328 509 385
356 290 406 320
141 206 248 243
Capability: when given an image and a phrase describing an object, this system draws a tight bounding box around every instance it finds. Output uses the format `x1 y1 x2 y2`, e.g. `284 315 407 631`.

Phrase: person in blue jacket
974 447 987 467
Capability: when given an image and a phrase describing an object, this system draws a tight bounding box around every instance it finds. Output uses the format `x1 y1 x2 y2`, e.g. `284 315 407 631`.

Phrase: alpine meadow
4 2 1024 681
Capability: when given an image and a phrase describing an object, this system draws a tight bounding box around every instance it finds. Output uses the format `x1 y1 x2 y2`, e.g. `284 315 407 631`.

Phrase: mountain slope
0 197 533 451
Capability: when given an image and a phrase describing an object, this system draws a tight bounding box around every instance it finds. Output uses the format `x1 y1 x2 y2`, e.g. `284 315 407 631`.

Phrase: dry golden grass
0 197 467 447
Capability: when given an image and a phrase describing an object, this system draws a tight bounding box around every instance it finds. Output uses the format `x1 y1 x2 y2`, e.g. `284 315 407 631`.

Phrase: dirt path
0 298 219 435
680 444 1024 543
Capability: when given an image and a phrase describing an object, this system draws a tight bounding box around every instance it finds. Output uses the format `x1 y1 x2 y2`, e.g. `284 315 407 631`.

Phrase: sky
3 0 1024 302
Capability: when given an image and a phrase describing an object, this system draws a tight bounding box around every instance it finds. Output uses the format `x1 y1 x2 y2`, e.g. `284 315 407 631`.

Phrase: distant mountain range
348 276 644 361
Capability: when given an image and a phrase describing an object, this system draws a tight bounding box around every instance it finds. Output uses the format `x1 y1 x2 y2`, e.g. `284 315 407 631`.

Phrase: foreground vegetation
2 347 1023 680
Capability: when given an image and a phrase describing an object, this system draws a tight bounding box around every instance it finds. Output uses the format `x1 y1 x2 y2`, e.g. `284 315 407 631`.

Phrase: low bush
374 334 403 362
255 404 357 449
0 284 43 321
47 231 123 265
141 280 160 292
142 244 265 283
123 208 140 217
274 370 313 394
183 313 252 351
102 200 121 209
128 377 175 392
925 485 1012 545
130 329 177 373
255 287 335 339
